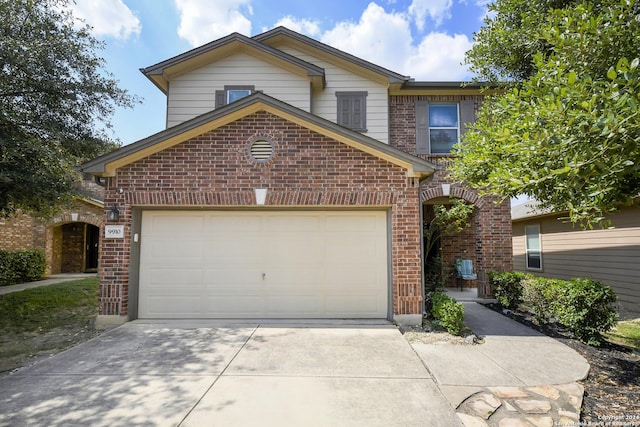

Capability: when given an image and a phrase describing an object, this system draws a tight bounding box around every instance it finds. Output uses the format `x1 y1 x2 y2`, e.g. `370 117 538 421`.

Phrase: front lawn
0 278 100 375
606 318 640 352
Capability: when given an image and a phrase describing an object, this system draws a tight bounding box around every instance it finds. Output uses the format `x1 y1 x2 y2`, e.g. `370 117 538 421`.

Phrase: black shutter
336 92 367 131
459 99 475 137
215 90 225 108
416 100 429 154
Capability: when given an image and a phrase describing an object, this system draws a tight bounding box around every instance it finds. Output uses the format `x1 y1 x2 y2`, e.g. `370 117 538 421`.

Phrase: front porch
421 177 513 300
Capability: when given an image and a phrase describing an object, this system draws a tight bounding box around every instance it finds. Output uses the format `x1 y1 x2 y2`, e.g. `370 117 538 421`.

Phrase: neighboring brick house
80 27 512 326
0 176 104 276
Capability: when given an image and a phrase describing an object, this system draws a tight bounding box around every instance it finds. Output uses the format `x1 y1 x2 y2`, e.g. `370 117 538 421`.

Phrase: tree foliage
453 0 640 225
0 0 138 218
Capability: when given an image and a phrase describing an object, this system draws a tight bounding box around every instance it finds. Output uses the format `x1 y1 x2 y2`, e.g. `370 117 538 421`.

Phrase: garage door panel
204 267 262 286
325 239 380 263
205 296 265 317
325 295 383 316
143 240 204 261
139 210 389 319
264 238 324 264
206 237 262 261
325 214 379 231
149 214 205 233
206 215 264 232
147 268 203 287
266 295 323 316
141 296 204 318
264 267 324 287
265 215 320 232
325 267 383 288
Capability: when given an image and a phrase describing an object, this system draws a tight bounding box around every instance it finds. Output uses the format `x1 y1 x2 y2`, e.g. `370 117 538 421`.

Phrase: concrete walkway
0 273 96 295
410 297 590 426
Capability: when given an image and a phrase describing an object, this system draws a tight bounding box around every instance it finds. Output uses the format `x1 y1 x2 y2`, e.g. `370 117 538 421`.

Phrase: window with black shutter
336 91 367 132
215 85 255 108
416 99 475 154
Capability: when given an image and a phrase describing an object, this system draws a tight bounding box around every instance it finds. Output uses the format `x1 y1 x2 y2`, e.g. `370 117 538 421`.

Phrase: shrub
521 277 564 324
488 271 529 310
489 271 618 346
0 251 18 286
552 278 617 346
431 292 465 335
0 249 46 286
521 275 617 346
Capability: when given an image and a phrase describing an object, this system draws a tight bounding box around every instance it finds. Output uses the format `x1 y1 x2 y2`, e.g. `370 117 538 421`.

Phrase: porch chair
455 259 477 290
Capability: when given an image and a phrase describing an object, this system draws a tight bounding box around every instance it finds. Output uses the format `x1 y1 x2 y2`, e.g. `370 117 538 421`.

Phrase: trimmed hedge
0 249 46 286
489 271 618 346
488 271 528 310
431 292 465 335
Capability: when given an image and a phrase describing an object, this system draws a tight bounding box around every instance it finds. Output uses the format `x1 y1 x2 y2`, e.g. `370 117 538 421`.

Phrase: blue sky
67 0 491 145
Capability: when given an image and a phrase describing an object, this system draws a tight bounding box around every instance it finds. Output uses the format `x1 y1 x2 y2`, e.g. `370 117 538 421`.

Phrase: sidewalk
0 273 97 296
410 293 590 426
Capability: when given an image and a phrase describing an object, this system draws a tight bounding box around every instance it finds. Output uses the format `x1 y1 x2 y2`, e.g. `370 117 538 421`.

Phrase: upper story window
416 99 475 155
215 85 255 108
525 224 543 270
336 91 367 132
429 104 459 154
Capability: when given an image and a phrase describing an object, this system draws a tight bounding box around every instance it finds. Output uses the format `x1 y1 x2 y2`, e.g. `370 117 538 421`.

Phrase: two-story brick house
80 27 512 326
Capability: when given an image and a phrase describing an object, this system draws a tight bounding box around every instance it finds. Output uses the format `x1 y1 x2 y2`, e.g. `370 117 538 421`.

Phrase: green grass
605 319 640 351
0 278 99 373
0 278 99 333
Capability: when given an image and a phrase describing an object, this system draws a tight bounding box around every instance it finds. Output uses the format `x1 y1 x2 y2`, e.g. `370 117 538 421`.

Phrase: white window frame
525 224 543 271
428 103 460 154
215 85 255 108
227 89 252 104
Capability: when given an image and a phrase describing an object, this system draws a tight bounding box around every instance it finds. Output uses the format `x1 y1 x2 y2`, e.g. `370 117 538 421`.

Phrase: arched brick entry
420 180 512 298
44 202 104 275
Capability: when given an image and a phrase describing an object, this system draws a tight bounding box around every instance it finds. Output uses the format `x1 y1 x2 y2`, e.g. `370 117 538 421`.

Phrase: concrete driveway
0 320 461 427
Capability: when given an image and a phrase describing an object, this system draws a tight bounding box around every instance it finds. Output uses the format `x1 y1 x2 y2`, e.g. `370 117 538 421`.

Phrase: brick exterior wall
390 95 513 297
0 199 103 276
100 111 423 317
0 213 40 250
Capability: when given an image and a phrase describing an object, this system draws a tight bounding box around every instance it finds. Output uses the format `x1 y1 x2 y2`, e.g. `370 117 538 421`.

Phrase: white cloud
174 0 252 47
166 0 471 80
320 2 472 81
408 0 453 29
475 0 496 21
70 0 141 40
321 3 413 72
405 32 472 80
270 16 321 37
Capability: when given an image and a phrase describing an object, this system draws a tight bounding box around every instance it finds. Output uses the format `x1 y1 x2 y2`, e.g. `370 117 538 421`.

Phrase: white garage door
138 210 389 319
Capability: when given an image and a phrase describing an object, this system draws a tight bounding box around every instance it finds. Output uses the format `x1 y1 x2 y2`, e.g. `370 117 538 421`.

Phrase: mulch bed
481 303 640 423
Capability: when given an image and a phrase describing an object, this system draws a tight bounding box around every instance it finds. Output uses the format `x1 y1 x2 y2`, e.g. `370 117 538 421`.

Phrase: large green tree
452 0 640 225
0 0 138 218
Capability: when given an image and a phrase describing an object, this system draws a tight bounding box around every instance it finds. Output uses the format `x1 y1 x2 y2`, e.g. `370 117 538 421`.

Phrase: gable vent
249 139 274 162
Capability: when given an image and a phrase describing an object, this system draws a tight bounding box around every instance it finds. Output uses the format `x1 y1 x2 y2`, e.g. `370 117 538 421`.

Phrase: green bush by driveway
489 272 618 346
431 292 465 335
